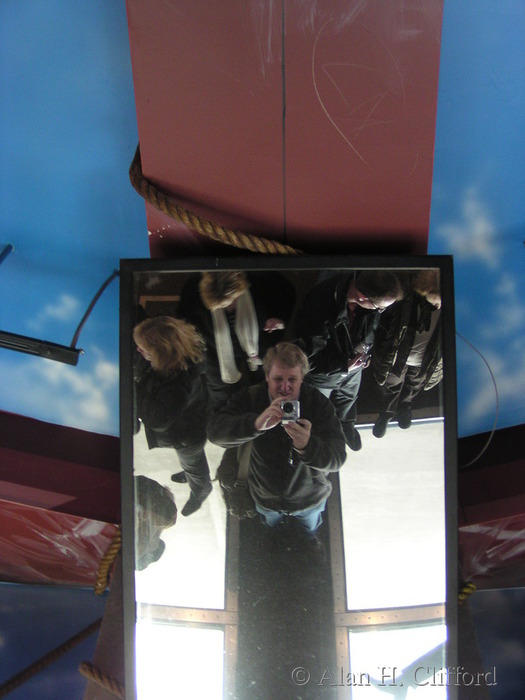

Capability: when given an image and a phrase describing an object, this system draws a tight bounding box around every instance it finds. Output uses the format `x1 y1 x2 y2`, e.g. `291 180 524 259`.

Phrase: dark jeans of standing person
373 364 428 437
304 369 363 451
381 364 427 415
175 436 211 497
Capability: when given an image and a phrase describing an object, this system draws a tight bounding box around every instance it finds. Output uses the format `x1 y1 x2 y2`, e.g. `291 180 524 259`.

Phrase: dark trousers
305 369 362 427
175 436 211 498
379 364 426 416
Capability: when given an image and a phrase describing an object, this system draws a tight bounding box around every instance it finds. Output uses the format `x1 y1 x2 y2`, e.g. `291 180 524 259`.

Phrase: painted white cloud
460 345 525 429
35 357 119 429
0 350 119 435
95 359 119 387
436 187 499 268
455 271 525 434
27 293 81 332
473 272 525 342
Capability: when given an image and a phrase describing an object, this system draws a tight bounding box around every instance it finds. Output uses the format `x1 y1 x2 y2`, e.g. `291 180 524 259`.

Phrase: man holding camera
208 342 346 535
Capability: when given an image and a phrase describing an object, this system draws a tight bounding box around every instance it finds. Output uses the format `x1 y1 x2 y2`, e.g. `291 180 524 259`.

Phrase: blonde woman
133 316 212 517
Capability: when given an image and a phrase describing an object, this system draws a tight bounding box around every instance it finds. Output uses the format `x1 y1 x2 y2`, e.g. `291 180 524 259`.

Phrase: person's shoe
373 414 390 438
181 483 212 517
170 471 187 484
397 407 412 430
343 424 362 451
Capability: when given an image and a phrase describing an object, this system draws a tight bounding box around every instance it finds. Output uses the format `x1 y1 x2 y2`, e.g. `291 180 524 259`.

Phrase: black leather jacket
134 356 208 449
207 382 346 512
294 273 379 376
372 292 442 390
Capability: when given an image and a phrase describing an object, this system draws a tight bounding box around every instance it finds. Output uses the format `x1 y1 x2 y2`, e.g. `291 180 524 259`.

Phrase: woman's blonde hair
199 271 249 310
133 316 205 375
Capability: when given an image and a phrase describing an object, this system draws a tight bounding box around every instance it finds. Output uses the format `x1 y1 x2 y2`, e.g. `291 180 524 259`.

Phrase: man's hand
264 317 285 332
254 398 284 431
283 418 312 452
347 353 369 372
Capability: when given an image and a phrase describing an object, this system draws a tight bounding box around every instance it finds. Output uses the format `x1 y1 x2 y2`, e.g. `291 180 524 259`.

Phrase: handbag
216 385 259 519
216 441 257 519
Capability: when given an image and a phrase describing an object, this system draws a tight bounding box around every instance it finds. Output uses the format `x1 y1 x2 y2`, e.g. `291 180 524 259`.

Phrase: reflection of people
133 316 212 517
135 475 177 570
294 271 402 451
178 271 295 410
207 342 346 537
372 270 443 438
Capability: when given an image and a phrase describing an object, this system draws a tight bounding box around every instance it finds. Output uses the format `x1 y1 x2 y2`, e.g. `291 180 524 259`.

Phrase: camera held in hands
280 400 300 424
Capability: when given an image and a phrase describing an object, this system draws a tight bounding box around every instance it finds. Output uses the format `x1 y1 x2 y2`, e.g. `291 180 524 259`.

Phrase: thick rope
79 661 125 699
95 526 122 595
0 619 102 698
129 145 301 256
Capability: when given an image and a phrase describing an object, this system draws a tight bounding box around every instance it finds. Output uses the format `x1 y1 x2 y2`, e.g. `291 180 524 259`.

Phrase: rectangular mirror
120 255 458 700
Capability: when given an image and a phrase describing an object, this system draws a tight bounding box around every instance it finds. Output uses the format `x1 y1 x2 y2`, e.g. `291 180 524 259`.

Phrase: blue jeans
255 500 327 535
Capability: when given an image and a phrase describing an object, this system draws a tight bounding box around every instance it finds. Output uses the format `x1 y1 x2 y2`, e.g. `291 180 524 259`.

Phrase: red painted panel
0 411 120 523
0 447 121 522
458 425 525 527
284 1 443 250
458 425 525 589
0 500 118 586
126 1 442 256
126 0 285 255
459 515 525 590
0 479 75 510
0 410 119 469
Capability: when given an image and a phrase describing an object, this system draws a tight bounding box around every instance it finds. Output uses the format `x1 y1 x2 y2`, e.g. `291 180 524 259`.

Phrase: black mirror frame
119 254 458 700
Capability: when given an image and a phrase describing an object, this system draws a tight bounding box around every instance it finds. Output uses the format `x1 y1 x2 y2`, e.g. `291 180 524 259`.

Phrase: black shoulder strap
236 384 260 480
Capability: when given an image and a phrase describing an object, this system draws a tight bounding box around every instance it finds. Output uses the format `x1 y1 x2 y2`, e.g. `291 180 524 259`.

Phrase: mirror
120 256 458 700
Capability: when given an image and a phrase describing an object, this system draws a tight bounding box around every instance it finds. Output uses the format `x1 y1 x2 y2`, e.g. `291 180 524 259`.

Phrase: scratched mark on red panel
250 0 277 78
322 63 390 141
312 19 408 172
312 22 371 168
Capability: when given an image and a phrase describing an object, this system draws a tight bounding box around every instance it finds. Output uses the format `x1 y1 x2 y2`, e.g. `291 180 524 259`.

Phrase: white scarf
211 290 262 383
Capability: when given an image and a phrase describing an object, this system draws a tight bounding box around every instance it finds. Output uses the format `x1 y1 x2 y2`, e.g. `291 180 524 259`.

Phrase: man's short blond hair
263 342 310 377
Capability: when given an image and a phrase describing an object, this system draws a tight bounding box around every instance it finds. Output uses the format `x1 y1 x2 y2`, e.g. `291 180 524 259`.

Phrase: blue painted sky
429 0 525 437
0 0 148 436
0 2 524 698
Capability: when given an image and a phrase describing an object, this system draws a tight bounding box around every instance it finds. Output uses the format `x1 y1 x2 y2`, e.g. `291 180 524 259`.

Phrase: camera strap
235 384 259 481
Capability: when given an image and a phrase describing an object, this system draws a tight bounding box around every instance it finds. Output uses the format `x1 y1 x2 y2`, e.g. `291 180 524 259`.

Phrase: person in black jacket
371 270 443 438
178 270 296 411
294 271 402 451
133 316 212 517
207 342 346 536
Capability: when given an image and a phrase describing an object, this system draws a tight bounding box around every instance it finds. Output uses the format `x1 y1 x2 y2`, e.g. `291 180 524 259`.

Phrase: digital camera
280 400 300 424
